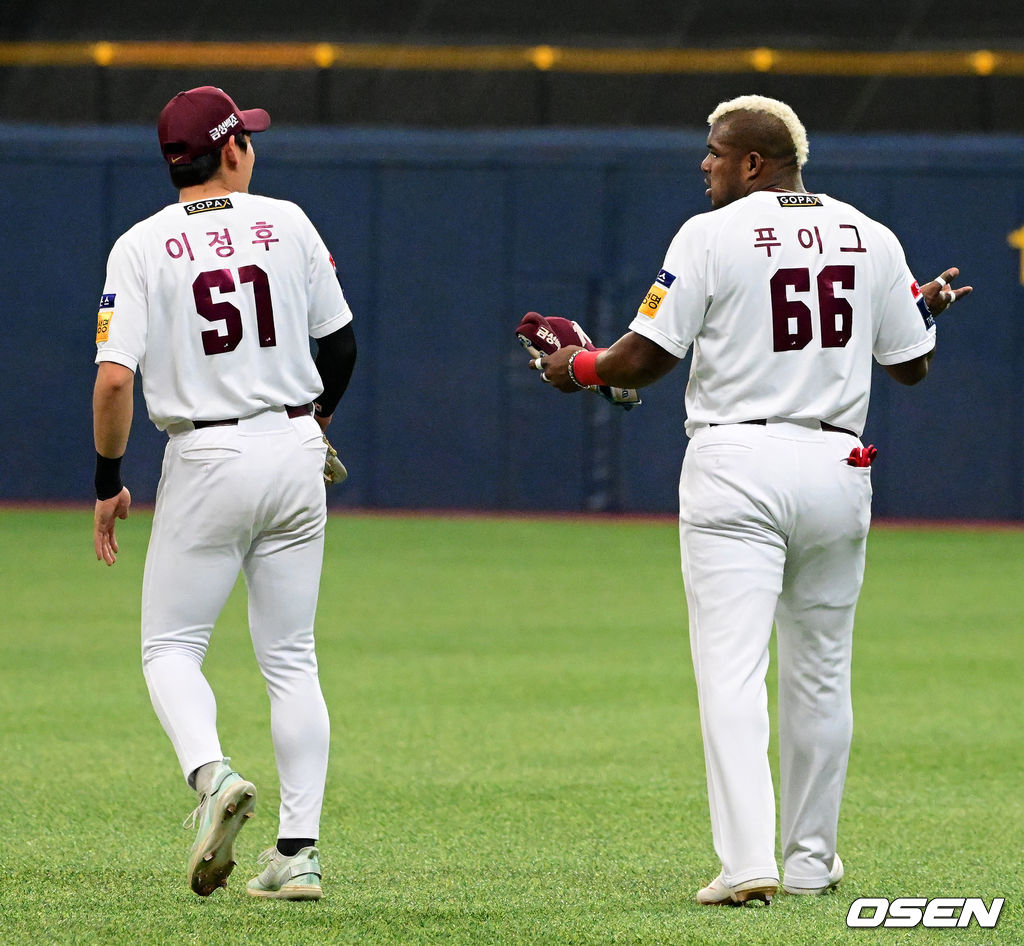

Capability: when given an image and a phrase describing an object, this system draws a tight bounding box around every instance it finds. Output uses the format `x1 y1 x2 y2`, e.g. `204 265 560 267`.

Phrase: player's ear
746 152 764 177
220 135 242 171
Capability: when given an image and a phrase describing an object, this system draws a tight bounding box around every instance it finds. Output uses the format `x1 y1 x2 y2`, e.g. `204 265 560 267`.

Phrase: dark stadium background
3 0 1023 130
2 1 1022 517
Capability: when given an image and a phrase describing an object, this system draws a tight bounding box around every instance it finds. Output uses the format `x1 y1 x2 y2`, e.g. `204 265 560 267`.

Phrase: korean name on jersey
95 193 352 430
628 192 936 437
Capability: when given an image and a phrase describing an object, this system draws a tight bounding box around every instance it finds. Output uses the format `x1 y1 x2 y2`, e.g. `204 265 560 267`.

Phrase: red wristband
568 348 607 388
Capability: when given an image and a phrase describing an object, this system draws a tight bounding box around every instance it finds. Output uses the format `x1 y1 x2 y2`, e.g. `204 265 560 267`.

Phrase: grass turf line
0 509 1021 945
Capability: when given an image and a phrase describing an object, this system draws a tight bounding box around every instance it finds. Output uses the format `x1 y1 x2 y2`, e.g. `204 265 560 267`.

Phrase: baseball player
92 86 356 900
533 95 970 905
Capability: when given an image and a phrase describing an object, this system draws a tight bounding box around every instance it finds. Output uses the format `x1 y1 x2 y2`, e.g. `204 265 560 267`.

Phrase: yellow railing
0 42 1018 76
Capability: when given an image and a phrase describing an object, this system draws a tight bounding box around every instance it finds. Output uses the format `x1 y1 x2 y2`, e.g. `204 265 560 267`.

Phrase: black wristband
95 453 124 501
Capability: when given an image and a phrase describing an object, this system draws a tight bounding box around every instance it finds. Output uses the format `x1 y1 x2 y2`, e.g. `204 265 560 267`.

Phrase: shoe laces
257 846 279 866
182 799 205 831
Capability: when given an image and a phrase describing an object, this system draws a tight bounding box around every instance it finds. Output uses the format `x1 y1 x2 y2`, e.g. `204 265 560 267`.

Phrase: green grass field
1 508 1021 945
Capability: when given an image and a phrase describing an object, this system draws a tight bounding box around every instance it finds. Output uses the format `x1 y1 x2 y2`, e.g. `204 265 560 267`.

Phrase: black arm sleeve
313 323 357 419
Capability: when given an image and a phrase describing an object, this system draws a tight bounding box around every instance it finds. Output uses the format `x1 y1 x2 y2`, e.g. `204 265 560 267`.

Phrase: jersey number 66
771 265 854 352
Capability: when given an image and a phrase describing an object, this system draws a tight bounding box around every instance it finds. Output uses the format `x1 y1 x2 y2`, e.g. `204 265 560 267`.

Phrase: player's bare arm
535 331 679 393
93 361 135 565
883 351 933 386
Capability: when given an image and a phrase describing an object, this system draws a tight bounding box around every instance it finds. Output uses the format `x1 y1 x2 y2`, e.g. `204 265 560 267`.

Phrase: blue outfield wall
1 124 1022 519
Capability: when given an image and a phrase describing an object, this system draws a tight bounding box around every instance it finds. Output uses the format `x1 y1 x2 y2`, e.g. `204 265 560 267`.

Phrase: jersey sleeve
872 229 937 366
301 212 353 340
627 217 711 358
94 231 147 372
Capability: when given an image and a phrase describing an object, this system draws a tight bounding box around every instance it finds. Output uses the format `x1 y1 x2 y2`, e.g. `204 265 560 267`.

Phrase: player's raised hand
94 487 131 566
920 267 972 316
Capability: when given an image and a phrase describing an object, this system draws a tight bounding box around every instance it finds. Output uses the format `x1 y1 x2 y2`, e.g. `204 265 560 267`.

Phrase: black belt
710 419 856 437
193 404 314 429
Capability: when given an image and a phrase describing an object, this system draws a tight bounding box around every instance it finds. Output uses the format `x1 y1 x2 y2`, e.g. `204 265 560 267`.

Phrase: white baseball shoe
184 760 257 896
696 873 779 906
247 845 323 901
783 853 844 895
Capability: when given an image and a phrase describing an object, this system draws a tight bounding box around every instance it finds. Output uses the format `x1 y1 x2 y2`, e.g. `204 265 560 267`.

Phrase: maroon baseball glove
516 311 597 354
514 311 641 410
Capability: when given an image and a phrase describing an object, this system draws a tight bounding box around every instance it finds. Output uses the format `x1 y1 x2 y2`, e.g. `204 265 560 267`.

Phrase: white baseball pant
140 407 330 839
679 419 871 890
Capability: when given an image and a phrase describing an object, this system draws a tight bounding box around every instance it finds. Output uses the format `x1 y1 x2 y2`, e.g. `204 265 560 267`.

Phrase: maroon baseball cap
157 86 270 165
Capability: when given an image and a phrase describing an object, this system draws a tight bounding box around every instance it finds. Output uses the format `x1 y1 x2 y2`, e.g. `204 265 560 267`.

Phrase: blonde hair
707 95 809 168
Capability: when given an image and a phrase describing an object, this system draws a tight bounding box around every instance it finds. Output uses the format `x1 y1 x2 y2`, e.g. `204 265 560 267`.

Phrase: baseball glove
514 311 642 410
323 436 348 485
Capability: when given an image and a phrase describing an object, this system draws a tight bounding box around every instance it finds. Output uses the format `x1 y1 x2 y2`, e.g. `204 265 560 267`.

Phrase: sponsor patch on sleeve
638 284 667 319
911 280 935 329
636 269 676 319
96 292 115 342
96 309 112 343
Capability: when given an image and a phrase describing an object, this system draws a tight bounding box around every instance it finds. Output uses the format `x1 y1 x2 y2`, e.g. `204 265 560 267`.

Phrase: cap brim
239 107 270 133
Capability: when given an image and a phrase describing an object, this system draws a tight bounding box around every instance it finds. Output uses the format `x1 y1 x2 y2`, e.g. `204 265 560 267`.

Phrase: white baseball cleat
184 760 257 896
783 853 844 895
247 845 323 900
696 873 779 906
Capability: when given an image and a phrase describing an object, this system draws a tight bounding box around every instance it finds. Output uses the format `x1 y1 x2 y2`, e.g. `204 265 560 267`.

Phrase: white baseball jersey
628 191 936 437
96 192 352 430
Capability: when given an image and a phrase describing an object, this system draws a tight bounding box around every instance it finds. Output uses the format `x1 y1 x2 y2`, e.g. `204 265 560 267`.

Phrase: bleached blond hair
707 95 809 168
